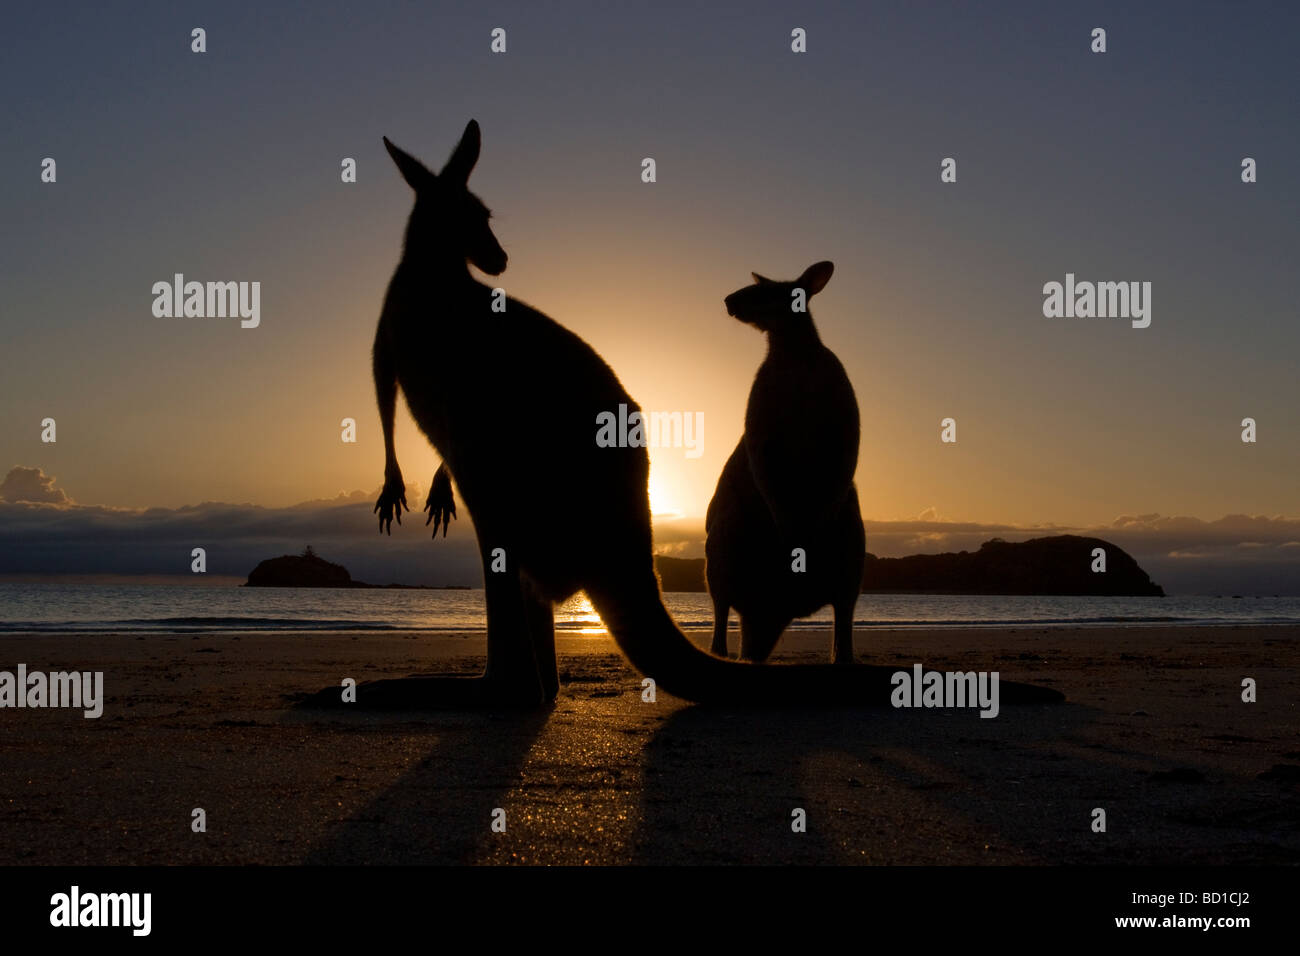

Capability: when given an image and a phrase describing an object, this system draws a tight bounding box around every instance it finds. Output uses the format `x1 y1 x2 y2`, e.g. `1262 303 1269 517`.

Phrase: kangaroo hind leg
521 572 558 702
709 595 731 657
832 593 856 665
481 546 548 705
737 615 783 663
297 539 548 710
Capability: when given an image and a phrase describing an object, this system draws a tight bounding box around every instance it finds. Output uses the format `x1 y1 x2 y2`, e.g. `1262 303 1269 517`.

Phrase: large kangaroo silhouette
356 119 1062 709
706 262 865 664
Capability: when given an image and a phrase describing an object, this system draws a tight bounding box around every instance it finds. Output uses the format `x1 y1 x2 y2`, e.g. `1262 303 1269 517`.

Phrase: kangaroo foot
297 674 551 711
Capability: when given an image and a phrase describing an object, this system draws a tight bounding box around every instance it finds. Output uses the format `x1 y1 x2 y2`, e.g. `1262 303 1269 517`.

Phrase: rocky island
244 547 468 589
655 535 1163 596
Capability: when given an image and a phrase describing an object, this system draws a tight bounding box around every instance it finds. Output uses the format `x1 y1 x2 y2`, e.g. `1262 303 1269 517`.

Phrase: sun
647 470 678 518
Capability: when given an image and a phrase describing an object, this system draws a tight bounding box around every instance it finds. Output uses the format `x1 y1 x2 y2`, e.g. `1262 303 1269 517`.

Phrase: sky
1 1 1297 591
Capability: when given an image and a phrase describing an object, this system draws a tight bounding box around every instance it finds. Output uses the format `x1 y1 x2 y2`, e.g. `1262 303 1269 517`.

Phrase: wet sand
0 625 1297 865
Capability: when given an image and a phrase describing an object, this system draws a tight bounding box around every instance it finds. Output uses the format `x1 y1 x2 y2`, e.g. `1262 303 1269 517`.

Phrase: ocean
0 584 1298 633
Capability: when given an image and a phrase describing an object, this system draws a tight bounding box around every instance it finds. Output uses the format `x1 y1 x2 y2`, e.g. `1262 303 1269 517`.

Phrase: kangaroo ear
442 119 481 185
383 137 436 190
799 261 834 296
751 272 775 285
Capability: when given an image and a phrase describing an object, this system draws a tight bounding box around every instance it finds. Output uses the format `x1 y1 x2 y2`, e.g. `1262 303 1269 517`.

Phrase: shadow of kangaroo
320 119 1062 710
706 262 865 664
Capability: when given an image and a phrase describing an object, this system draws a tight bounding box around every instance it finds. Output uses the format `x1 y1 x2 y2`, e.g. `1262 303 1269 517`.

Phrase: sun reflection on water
554 592 607 633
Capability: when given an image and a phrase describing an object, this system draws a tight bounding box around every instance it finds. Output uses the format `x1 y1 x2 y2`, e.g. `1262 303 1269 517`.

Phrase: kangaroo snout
477 249 508 276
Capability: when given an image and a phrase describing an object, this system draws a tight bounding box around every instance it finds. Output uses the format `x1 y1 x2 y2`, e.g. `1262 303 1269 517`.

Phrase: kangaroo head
724 261 834 332
383 120 508 276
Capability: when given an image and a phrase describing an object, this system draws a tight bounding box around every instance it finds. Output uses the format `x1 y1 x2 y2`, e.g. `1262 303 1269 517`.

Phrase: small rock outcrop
245 547 354 588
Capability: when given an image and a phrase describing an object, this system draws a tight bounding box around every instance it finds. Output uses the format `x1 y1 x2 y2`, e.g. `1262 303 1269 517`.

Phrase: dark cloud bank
1 468 1297 594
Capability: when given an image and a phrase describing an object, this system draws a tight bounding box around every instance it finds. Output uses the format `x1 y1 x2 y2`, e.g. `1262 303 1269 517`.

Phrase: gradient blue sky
2 1 1297 587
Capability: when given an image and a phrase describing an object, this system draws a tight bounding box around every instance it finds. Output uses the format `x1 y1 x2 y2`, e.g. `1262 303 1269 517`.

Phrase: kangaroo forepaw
425 464 457 538
374 475 408 535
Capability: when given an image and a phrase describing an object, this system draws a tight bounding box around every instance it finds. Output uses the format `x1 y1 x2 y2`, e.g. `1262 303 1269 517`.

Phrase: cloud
0 476 479 585
1 471 1297 593
0 466 73 505
854 513 1300 555
854 513 1300 594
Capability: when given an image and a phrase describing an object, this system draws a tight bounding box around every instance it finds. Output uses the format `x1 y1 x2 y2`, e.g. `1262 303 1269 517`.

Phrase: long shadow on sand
298 707 551 864
289 676 1300 864
633 699 1300 865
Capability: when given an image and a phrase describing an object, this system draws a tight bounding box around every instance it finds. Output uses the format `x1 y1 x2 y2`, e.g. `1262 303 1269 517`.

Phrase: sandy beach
1 625 1297 865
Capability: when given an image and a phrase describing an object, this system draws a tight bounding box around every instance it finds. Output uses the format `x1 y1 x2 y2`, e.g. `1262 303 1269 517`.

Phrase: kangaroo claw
375 476 409 535
424 464 457 538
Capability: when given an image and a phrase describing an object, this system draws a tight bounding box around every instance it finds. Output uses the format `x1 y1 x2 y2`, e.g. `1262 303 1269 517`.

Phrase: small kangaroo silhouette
347 120 1063 710
705 262 865 664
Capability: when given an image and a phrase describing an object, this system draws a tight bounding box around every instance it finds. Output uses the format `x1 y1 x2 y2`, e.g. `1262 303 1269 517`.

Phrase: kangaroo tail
586 573 1064 706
